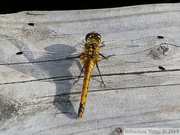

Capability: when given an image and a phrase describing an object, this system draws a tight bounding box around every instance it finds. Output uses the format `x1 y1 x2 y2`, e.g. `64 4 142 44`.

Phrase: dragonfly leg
99 41 105 48
99 53 115 60
66 54 81 59
73 66 85 85
96 53 115 87
96 62 106 87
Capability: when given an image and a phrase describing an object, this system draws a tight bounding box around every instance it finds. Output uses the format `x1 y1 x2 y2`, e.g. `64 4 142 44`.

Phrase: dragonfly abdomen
78 60 95 118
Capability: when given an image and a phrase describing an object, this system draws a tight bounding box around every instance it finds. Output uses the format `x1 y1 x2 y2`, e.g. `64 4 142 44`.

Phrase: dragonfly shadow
43 44 78 119
2 37 78 119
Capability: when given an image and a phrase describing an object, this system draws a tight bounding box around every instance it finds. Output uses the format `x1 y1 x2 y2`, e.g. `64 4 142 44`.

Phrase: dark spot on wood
16 51 23 55
28 23 34 26
157 36 164 39
159 66 165 71
115 127 122 133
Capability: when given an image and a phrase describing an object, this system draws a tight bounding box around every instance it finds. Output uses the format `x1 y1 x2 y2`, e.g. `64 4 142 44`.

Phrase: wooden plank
0 3 180 135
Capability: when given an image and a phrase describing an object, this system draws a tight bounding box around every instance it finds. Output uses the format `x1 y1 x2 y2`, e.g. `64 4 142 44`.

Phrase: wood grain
0 3 180 135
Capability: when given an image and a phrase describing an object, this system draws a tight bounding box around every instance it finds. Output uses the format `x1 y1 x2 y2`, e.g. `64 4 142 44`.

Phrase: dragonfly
73 31 114 117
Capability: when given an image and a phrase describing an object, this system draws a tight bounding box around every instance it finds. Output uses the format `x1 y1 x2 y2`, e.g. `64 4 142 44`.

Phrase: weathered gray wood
0 3 180 135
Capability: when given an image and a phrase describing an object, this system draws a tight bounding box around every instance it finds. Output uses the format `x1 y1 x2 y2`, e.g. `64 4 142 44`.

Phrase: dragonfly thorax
84 43 99 58
85 31 102 45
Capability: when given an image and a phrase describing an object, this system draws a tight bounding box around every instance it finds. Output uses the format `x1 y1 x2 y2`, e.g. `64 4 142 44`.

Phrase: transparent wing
121 35 180 86
0 23 84 83
130 36 180 61
21 23 83 56
131 36 168 51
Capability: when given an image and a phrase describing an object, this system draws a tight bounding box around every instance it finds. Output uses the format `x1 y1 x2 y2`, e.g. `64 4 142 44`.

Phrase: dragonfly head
85 32 102 45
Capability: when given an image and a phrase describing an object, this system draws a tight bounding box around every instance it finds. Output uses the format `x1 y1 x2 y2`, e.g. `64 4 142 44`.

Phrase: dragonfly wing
131 36 169 51
94 41 127 76
22 23 84 54
0 34 79 83
128 36 180 85
130 36 180 61
11 51 72 77
96 38 172 87
20 23 86 82
123 73 170 87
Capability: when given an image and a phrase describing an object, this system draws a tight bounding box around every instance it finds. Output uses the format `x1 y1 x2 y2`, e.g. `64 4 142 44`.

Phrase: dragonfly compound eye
85 31 102 45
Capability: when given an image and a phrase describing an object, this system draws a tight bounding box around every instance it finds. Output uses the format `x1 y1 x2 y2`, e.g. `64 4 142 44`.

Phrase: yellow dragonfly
74 31 114 117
